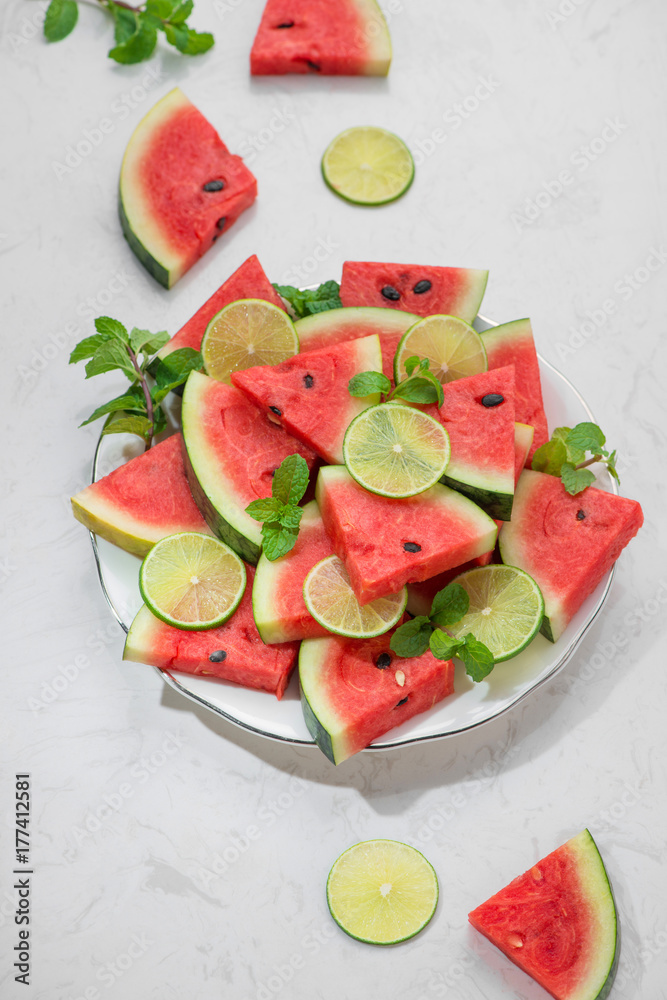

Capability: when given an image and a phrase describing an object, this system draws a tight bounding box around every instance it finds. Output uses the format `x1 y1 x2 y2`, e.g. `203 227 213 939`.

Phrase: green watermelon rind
298 637 348 765
568 829 620 1000
119 194 171 289
441 472 513 522
295 306 421 350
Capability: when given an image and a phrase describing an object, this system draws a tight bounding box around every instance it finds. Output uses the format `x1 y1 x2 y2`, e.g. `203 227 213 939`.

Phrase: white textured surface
2 1 667 998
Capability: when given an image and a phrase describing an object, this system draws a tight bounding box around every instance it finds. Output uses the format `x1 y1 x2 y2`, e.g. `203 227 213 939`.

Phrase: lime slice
326 840 438 945
201 298 299 384
139 532 246 630
321 126 415 206
343 402 450 498
448 564 545 661
303 555 406 638
394 315 487 385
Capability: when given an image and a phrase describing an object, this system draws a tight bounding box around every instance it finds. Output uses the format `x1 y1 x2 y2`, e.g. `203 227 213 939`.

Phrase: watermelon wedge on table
340 261 488 322
469 829 618 1000
119 89 257 289
123 566 299 699
250 0 392 76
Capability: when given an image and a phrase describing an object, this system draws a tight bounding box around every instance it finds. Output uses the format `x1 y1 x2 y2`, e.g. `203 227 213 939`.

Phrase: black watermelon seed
212 235 218 243
381 285 401 301
576 509 586 520
303 374 314 388
209 650 227 662
269 406 282 416
396 696 409 707
481 393 505 407
375 652 392 669
306 60 321 71
203 180 225 192
413 279 432 294
276 20 294 27
216 216 227 231
403 542 422 553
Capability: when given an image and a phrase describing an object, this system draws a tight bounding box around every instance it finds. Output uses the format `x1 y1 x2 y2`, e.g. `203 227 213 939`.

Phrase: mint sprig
348 356 444 408
389 583 495 682
532 422 619 495
245 454 310 561
44 0 214 63
273 281 342 319
70 317 203 449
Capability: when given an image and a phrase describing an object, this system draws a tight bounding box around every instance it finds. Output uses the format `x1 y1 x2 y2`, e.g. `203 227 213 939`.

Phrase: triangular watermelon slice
119 89 257 288
231 334 383 464
438 365 516 521
250 0 392 76
340 261 488 322
499 470 643 642
481 319 549 462
124 566 299 700
469 829 619 1000
157 255 284 362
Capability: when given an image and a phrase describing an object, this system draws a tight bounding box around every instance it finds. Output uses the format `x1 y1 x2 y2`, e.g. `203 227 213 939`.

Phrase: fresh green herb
43 0 214 63
70 316 203 449
389 582 495 682
348 356 444 408
245 454 310 561
273 280 343 319
531 422 619 495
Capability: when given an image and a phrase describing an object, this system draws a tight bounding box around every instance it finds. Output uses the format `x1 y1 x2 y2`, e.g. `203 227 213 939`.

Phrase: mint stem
127 345 155 450
574 454 603 471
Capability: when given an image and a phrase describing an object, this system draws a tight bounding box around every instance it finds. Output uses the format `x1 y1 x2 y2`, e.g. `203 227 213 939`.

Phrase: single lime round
303 555 406 638
343 402 450 498
394 315 487 385
139 532 246 630
448 564 545 661
327 839 439 945
321 126 415 206
201 298 299 384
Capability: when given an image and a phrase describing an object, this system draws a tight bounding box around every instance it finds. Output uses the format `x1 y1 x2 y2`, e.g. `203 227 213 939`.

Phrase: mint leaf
261 521 299 561
430 583 469 629
101 414 153 440
429 629 463 661
130 327 169 355
79 388 145 427
108 18 158 63
245 497 283 521
404 356 422 377
145 0 177 16
94 316 128 343
273 281 342 319
272 454 309 506
70 334 113 364
85 340 136 381
178 28 214 54
163 22 189 49
170 0 194 24
111 4 138 43
152 349 203 402
44 0 78 41
459 635 495 681
390 617 433 658
417 368 444 407
531 437 567 476
567 422 606 455
392 376 440 405
560 462 596 496
552 425 586 465
277 504 303 530
348 371 391 398
606 450 620 484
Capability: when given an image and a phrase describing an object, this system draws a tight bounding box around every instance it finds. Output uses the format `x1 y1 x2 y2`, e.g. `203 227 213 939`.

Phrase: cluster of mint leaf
70 317 203 449
531 422 619 496
390 583 495 681
245 455 310 561
349 356 445 406
273 281 343 319
44 0 213 64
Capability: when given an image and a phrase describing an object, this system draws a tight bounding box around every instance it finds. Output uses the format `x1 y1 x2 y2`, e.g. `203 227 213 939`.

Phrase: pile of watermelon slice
71 255 643 765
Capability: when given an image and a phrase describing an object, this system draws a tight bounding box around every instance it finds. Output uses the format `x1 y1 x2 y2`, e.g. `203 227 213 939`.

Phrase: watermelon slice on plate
250 0 392 76
340 261 488 322
119 88 257 289
469 829 619 1000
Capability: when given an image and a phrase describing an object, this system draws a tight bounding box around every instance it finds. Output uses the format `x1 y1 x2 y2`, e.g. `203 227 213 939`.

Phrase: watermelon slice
119 88 257 289
469 829 618 1000
71 434 211 558
317 466 498 605
250 0 391 76
299 629 455 763
181 371 317 564
514 421 535 478
124 566 298 699
295 306 420 382
499 470 643 642
438 365 516 521
340 261 489 322
481 319 549 462
231 335 383 464
157 255 284 363
252 500 334 644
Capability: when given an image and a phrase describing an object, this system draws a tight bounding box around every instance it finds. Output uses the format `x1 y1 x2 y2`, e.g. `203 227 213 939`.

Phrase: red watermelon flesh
158 255 284 362
231 334 383 464
250 0 391 76
499 470 643 642
340 261 488 322
481 319 549 462
71 434 211 558
123 566 298 699
469 829 618 1000
316 466 498 605
299 629 455 763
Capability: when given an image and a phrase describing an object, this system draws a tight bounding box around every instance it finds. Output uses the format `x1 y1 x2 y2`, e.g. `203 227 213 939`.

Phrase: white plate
91 316 615 751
